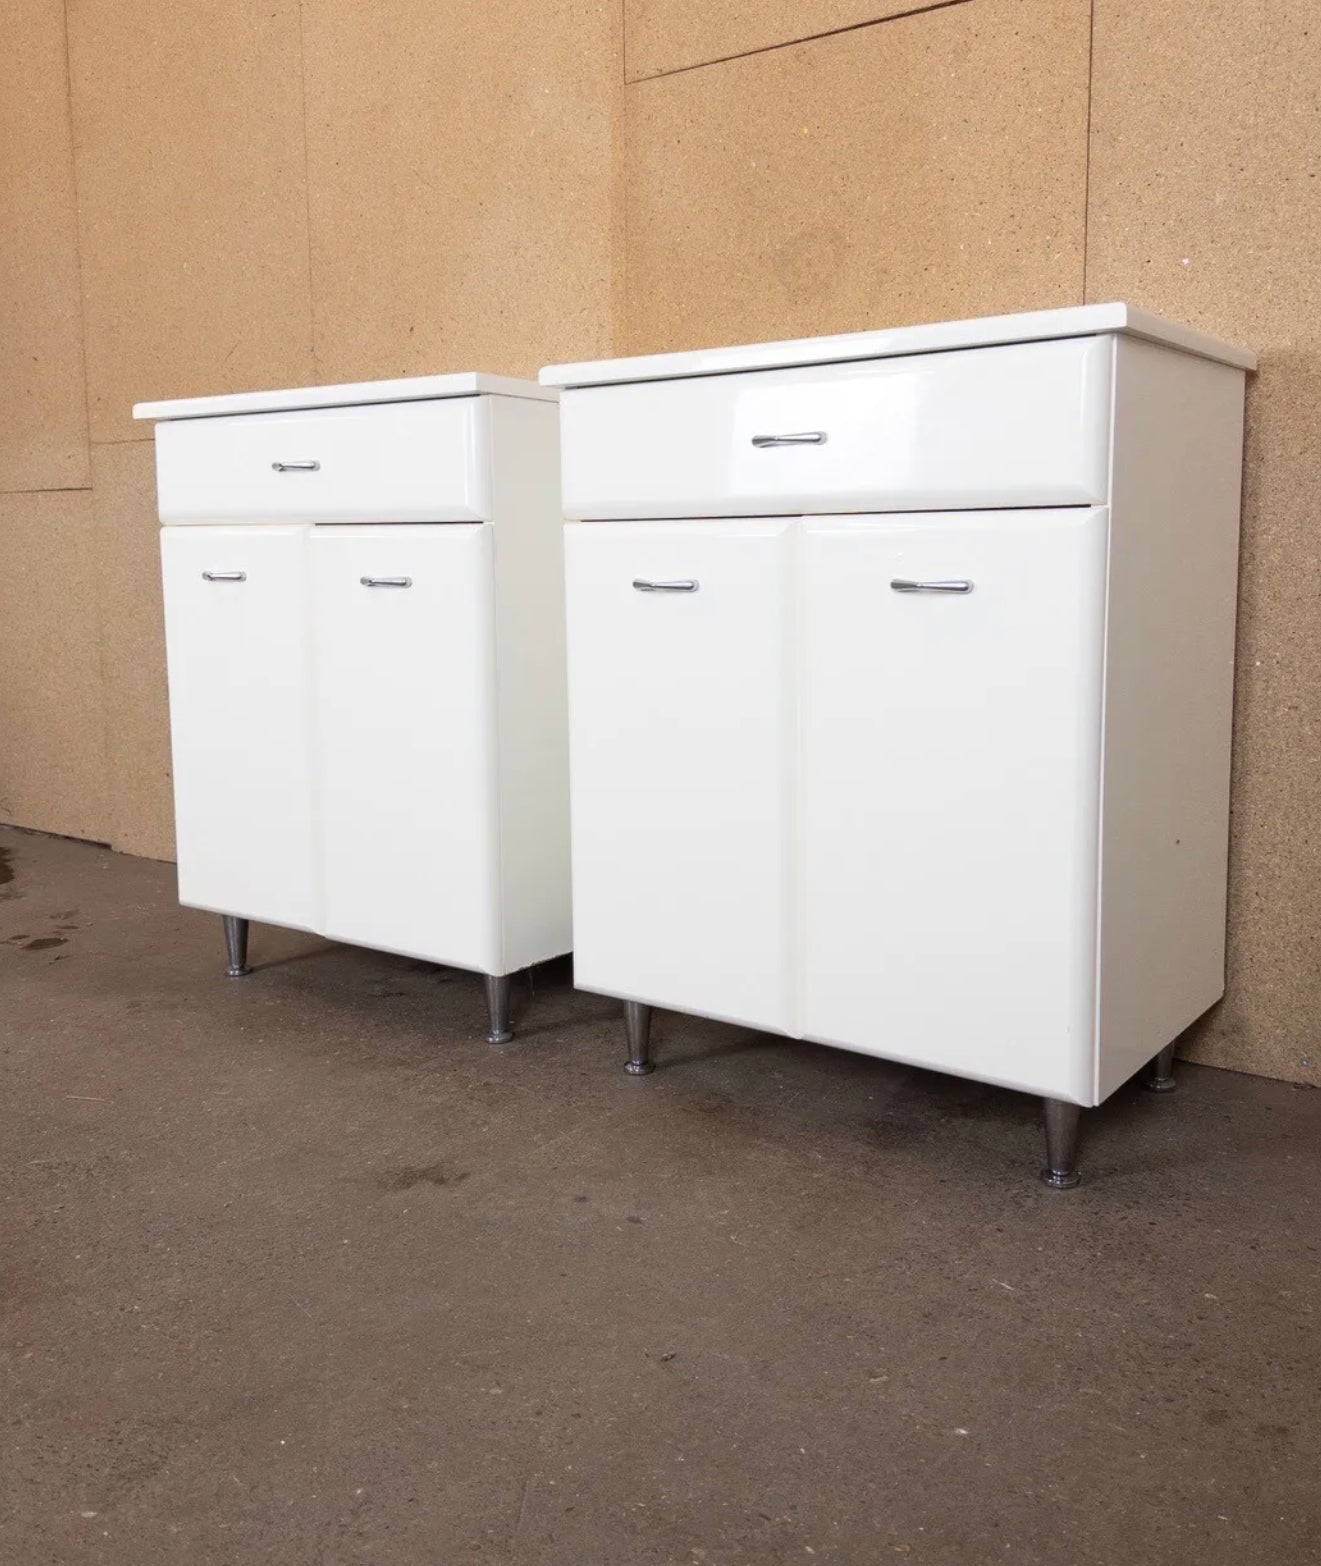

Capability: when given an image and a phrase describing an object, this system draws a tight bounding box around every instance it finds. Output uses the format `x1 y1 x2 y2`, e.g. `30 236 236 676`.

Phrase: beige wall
1085 0 1321 1082
0 0 621 864
3 2 1317 1082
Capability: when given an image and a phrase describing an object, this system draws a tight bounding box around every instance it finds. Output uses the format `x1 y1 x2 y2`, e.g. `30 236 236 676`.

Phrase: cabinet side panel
1096 340 1246 1099
487 397 573 972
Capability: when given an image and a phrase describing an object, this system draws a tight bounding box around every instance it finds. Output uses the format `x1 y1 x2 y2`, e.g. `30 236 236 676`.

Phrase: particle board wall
5 0 620 870
1087 0 1321 1086
65 0 315 444
301 0 620 386
621 0 1091 358
0 490 108 843
0 0 90 491
623 0 969 81
90 442 176 863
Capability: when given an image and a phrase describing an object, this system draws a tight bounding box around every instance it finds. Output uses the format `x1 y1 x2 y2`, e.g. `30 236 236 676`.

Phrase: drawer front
155 398 491 524
560 336 1112 519
309 524 501 973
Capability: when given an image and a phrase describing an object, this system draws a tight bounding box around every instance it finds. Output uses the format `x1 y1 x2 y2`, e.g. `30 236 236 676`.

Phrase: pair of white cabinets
138 305 1254 1185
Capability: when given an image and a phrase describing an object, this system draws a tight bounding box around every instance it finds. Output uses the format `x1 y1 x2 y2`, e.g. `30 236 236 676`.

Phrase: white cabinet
139 375 570 1044
544 305 1254 1185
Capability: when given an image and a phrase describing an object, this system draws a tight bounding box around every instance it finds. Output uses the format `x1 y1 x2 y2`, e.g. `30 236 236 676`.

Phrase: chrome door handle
890 579 974 594
632 579 699 593
751 431 827 447
360 576 412 588
201 570 246 582
271 460 320 472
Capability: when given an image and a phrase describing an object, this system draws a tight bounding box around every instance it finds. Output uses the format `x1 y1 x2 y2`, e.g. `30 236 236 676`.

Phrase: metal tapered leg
624 1001 654 1076
222 915 250 978
1040 1098 1082 1189
1143 1043 1177 1093
484 973 514 1045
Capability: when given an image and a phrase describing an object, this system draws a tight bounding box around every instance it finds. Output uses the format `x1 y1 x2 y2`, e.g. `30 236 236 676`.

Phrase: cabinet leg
484 973 514 1045
624 1001 654 1076
1040 1098 1082 1190
1143 1043 1177 1094
222 915 250 979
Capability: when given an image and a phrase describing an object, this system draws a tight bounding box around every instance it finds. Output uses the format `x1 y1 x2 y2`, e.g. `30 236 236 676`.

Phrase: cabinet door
801 510 1108 1102
309 524 500 973
564 520 795 1032
160 525 318 929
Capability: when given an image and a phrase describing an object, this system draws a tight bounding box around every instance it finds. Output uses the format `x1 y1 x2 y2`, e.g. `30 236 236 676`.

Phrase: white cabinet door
800 510 1108 1102
309 524 501 973
564 520 796 1032
160 525 318 930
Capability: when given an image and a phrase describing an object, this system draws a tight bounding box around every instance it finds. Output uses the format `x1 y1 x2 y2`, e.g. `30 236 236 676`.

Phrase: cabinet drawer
155 399 491 524
560 336 1112 519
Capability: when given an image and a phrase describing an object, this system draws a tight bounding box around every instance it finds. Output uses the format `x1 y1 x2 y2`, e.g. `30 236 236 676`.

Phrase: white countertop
540 304 1256 389
134 371 556 422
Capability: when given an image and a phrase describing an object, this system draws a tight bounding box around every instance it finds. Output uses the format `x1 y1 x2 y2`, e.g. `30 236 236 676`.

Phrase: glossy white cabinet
545 304 1255 1185
138 374 570 1044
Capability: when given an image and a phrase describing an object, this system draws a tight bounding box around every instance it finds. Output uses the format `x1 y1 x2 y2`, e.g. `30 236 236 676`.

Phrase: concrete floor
2 825 1319 1565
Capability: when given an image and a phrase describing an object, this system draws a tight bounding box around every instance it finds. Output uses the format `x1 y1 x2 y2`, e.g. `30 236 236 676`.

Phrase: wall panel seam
296 0 318 376
59 0 94 478
616 0 629 356
1081 0 1097 303
623 0 972 85
0 483 95 498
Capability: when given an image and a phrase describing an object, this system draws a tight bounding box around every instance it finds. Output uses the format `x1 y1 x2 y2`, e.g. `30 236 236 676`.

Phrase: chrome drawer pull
360 576 412 588
751 431 827 447
632 578 699 593
271 460 320 472
890 578 974 594
201 570 246 582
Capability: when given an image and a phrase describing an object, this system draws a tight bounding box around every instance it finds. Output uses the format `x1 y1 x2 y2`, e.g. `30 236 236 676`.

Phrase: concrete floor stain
379 1162 470 1193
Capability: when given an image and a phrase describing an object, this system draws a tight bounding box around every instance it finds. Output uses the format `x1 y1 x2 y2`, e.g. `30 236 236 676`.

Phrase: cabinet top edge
133 372 557 422
539 305 1257 388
